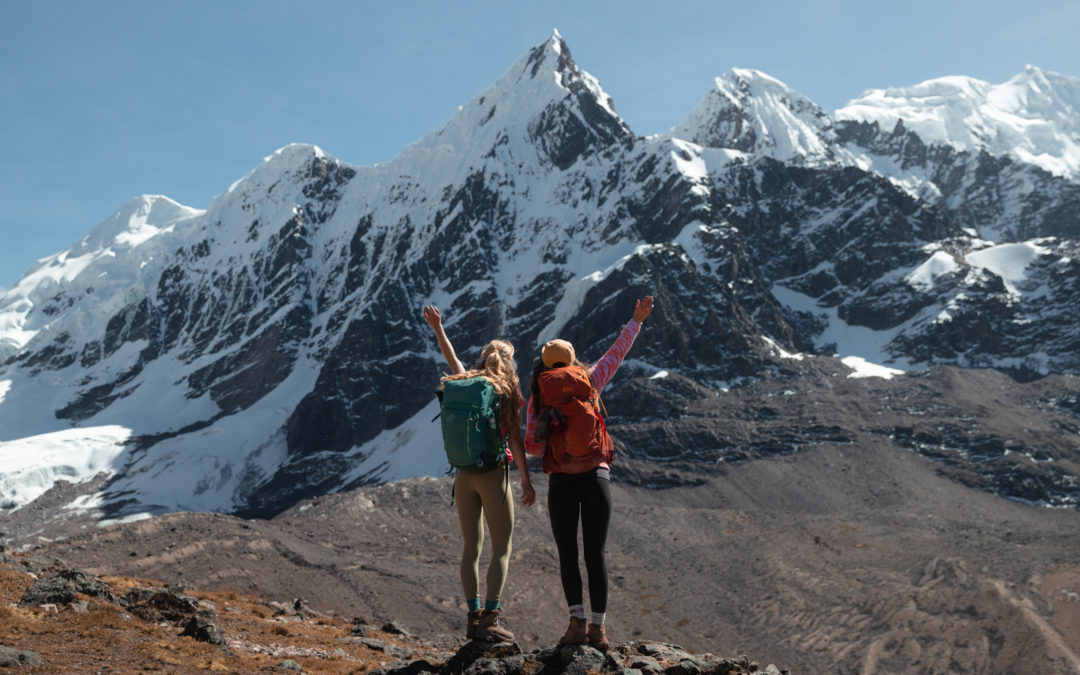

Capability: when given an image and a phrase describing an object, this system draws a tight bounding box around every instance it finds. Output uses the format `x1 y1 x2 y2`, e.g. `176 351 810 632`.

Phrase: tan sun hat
541 339 576 368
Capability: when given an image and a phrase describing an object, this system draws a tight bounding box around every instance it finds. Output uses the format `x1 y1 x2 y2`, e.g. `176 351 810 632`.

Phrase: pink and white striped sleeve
588 319 641 393
524 400 545 456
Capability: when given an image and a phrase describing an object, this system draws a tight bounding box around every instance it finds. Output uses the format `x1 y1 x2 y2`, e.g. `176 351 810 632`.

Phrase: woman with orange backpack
525 295 654 651
424 305 536 642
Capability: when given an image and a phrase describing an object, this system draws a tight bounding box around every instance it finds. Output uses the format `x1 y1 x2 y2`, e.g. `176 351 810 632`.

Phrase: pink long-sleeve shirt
524 319 642 460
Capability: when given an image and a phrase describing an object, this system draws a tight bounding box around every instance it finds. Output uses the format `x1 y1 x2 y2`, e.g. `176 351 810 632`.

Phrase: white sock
591 611 606 626
569 604 585 620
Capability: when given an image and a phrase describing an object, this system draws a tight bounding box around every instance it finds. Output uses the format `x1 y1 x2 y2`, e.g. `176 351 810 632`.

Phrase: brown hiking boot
465 610 482 639
587 622 609 651
558 615 587 645
475 609 514 642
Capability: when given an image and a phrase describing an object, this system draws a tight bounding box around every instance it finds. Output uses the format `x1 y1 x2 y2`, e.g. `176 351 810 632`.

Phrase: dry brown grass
1 554 445 674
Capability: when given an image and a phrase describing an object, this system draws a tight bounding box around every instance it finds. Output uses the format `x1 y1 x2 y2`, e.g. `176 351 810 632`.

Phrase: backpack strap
592 389 607 417
432 389 443 421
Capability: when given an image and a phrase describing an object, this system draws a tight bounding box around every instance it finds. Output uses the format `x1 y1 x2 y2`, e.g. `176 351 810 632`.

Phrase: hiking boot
558 615 587 645
465 610 482 639
475 609 514 642
587 622 610 651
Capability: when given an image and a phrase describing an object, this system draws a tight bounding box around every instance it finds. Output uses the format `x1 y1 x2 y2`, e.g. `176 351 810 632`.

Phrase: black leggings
547 475 612 613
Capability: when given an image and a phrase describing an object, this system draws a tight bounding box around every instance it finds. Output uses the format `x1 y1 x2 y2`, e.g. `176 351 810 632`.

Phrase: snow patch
65 493 104 513
342 399 449 484
670 138 709 187
98 512 154 528
538 242 656 344
0 426 132 510
966 241 1049 295
771 284 913 370
906 250 960 291
841 356 906 380
762 335 804 361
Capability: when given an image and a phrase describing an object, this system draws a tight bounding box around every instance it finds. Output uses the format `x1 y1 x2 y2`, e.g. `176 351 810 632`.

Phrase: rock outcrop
0 551 786 673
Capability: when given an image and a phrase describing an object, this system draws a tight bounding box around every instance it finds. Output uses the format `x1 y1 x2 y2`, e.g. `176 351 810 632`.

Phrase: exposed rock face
19 568 113 607
180 607 226 646
123 585 201 624
416 639 784 675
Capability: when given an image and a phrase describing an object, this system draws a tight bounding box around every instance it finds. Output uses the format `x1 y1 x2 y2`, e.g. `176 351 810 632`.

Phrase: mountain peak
670 68 835 164
996 65 1080 112
72 195 201 257
394 31 630 173
208 142 358 219
519 28 575 82
725 67 786 87
837 67 1080 179
224 143 333 195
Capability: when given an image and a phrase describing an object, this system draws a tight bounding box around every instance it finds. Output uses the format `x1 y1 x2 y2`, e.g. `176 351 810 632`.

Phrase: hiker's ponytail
443 339 521 428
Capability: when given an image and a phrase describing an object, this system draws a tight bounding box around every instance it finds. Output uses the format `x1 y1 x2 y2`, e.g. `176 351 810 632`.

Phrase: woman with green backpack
525 295 654 651
423 304 535 642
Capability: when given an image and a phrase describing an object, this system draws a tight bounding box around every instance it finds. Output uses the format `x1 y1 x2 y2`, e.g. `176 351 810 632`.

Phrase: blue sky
2 0 1078 289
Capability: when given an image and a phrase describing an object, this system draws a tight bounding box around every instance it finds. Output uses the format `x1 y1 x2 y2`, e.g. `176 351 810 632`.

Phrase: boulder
18 568 112 607
180 607 225 646
121 585 200 623
0 645 41 667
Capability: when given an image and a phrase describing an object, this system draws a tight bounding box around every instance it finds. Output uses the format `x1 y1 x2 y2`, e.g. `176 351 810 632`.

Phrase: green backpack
438 376 507 472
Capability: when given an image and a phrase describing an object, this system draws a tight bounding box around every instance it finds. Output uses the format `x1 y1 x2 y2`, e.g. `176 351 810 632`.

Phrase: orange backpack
536 366 614 474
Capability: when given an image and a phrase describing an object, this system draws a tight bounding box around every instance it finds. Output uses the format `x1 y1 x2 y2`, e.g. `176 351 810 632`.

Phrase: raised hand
633 295 654 323
423 304 443 330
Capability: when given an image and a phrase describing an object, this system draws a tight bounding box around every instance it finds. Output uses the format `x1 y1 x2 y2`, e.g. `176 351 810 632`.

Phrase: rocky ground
0 548 781 674
3 364 1080 673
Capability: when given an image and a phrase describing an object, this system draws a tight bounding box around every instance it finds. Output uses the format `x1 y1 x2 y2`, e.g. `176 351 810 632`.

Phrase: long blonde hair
442 339 521 427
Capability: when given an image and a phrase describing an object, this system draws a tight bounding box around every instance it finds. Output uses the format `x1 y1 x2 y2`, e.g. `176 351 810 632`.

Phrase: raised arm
589 295 654 392
423 305 466 375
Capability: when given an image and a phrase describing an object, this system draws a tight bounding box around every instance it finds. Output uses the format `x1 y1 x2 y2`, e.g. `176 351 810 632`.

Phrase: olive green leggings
455 467 514 605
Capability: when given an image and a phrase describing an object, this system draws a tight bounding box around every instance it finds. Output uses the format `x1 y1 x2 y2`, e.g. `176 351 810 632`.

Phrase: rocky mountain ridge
0 30 1078 520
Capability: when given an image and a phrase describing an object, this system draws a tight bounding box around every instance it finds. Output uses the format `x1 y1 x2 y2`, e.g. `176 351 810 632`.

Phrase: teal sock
484 599 500 612
468 598 482 612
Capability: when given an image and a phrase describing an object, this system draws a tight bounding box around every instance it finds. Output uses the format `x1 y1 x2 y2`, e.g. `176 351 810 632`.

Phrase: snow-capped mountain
837 66 1080 181
670 68 840 166
2 31 1079 521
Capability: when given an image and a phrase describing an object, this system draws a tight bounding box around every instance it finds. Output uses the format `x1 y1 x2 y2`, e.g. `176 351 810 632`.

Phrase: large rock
0 645 41 667
18 568 112 607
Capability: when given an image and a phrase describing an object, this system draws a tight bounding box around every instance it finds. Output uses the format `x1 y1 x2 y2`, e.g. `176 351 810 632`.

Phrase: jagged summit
670 67 836 165
220 143 340 203
520 29 575 81
395 30 631 174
